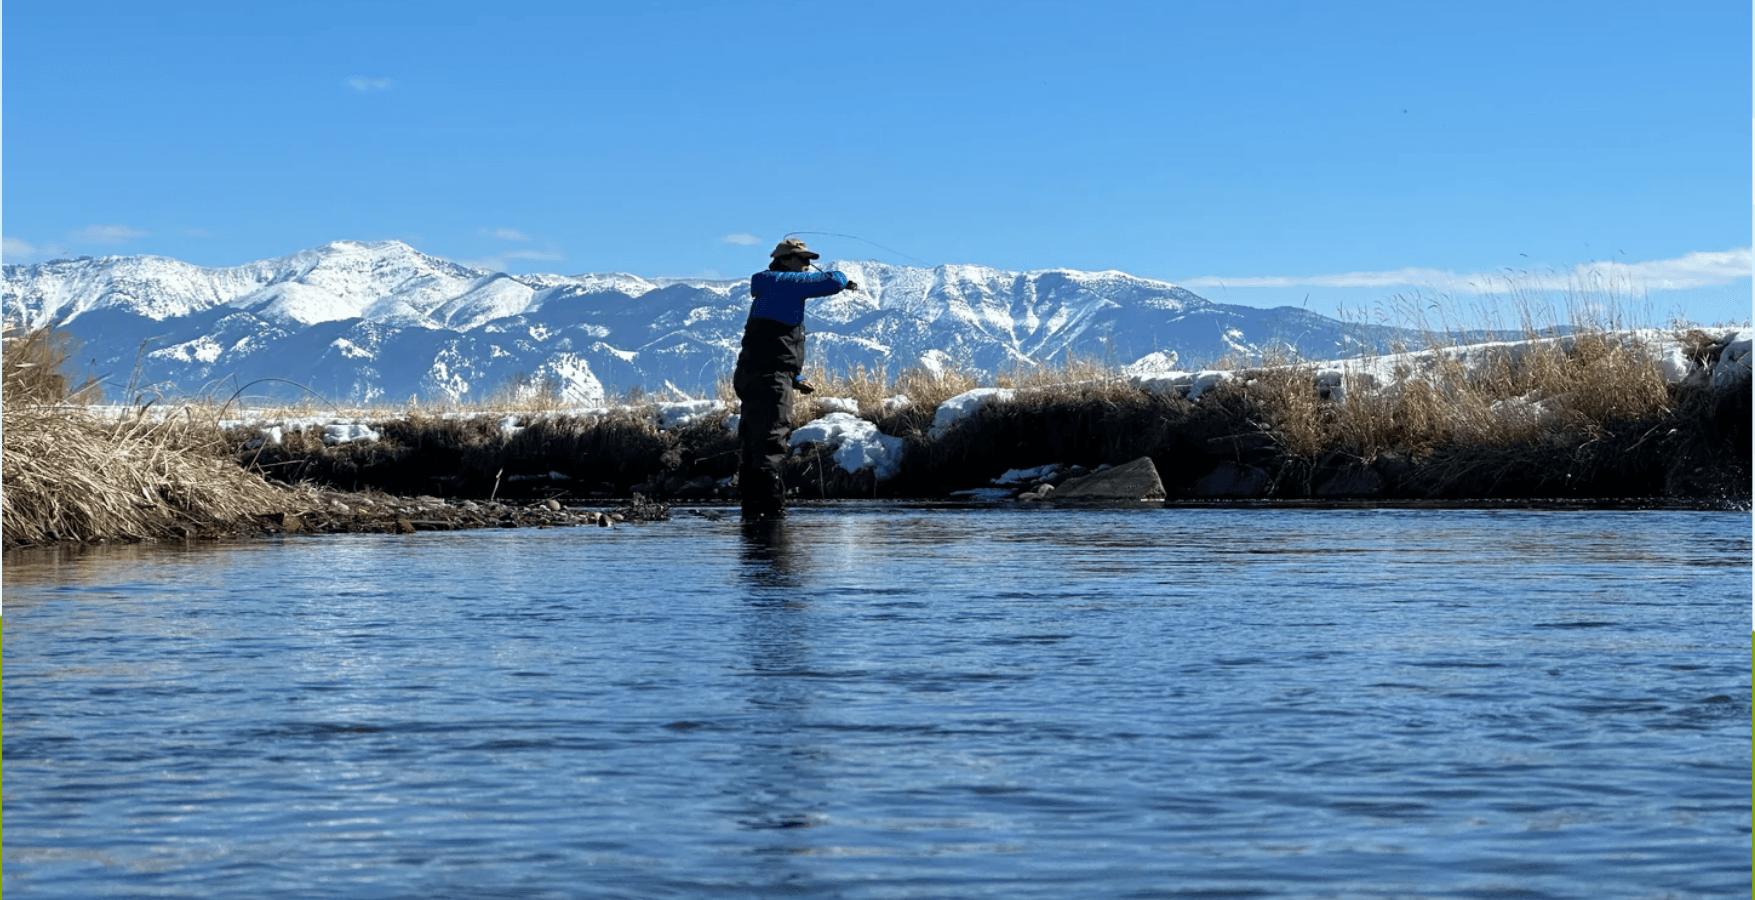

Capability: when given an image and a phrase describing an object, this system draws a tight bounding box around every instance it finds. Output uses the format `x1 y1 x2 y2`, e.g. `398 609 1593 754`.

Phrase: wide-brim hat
770 238 820 261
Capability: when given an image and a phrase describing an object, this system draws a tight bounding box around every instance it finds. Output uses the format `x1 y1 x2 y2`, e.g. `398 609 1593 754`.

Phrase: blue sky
4 0 1750 326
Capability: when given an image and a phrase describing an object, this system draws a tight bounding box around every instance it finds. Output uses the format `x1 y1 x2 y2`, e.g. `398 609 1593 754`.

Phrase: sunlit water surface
4 506 1749 899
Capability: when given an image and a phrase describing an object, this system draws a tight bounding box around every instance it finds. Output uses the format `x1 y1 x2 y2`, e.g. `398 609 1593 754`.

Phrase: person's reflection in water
738 518 801 591
729 518 833 859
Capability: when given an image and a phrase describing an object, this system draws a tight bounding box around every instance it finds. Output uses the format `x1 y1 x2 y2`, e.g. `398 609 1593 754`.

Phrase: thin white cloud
461 249 566 273
1183 267 1455 290
460 228 565 272
347 76 393 92
68 224 148 245
1554 248 1753 291
721 233 761 246
1183 248 1752 295
3 237 44 262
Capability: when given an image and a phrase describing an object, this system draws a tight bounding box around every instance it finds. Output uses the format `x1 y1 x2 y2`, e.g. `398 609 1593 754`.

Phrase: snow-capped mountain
4 239 1406 405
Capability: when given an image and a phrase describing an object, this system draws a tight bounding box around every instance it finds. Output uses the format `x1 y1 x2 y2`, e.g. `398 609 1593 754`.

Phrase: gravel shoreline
0 489 676 551
257 489 672 535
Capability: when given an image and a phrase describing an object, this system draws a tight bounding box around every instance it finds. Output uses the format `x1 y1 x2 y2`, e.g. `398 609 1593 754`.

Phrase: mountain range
3 239 1411 405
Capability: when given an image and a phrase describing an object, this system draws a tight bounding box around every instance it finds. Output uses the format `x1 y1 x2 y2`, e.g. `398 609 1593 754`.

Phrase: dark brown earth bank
4 327 1746 552
227 371 1749 516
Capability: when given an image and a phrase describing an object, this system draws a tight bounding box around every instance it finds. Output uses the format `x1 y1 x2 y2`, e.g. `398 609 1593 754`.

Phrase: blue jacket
748 270 849 327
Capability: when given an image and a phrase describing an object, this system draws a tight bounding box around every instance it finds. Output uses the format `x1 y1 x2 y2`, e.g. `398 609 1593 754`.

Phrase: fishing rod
782 231 933 268
805 260 859 292
784 231 933 294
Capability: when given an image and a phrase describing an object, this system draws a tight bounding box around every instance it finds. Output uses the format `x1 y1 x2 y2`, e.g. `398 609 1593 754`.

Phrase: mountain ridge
4 240 1406 404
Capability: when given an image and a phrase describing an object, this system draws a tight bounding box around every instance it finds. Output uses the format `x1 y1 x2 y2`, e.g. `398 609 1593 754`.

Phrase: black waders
733 317 806 520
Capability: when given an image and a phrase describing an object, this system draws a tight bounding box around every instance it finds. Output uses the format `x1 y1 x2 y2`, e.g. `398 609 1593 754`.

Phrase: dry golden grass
746 323 1678 462
1231 348 1331 458
3 325 310 545
992 351 1153 410
885 365 981 411
994 351 1119 390
2 325 103 404
796 362 896 419
1221 325 1677 462
477 372 571 413
771 361 983 428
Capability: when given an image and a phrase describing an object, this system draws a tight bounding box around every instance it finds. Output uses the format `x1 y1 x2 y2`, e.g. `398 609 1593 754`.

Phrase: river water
3 505 1749 899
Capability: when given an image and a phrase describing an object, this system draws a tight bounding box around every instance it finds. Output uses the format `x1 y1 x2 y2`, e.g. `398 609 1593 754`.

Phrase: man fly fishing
733 238 858 520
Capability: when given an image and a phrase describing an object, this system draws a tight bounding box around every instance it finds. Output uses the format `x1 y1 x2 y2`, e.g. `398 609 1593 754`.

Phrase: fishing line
782 231 934 267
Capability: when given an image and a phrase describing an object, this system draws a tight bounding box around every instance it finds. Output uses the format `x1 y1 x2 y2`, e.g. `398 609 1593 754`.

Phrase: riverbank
4 325 1748 550
226 327 1751 510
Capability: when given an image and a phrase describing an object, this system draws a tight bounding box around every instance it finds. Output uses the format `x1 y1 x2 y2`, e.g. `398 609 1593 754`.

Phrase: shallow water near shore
4 505 1749 899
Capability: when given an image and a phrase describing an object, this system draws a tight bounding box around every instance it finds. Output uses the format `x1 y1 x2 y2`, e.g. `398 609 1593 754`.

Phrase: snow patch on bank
789 412 905 481
1129 369 1233 400
929 388 1016 438
654 400 725 430
1712 331 1751 389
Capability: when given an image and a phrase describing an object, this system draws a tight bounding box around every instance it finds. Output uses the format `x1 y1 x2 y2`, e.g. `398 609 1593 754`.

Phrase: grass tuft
2 324 308 545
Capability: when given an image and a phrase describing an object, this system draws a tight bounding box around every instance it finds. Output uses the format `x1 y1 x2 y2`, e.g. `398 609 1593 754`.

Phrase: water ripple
2 507 1747 899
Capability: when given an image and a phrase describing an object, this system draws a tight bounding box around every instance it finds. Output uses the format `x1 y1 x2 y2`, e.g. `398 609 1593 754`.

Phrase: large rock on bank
1050 456 1167 502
